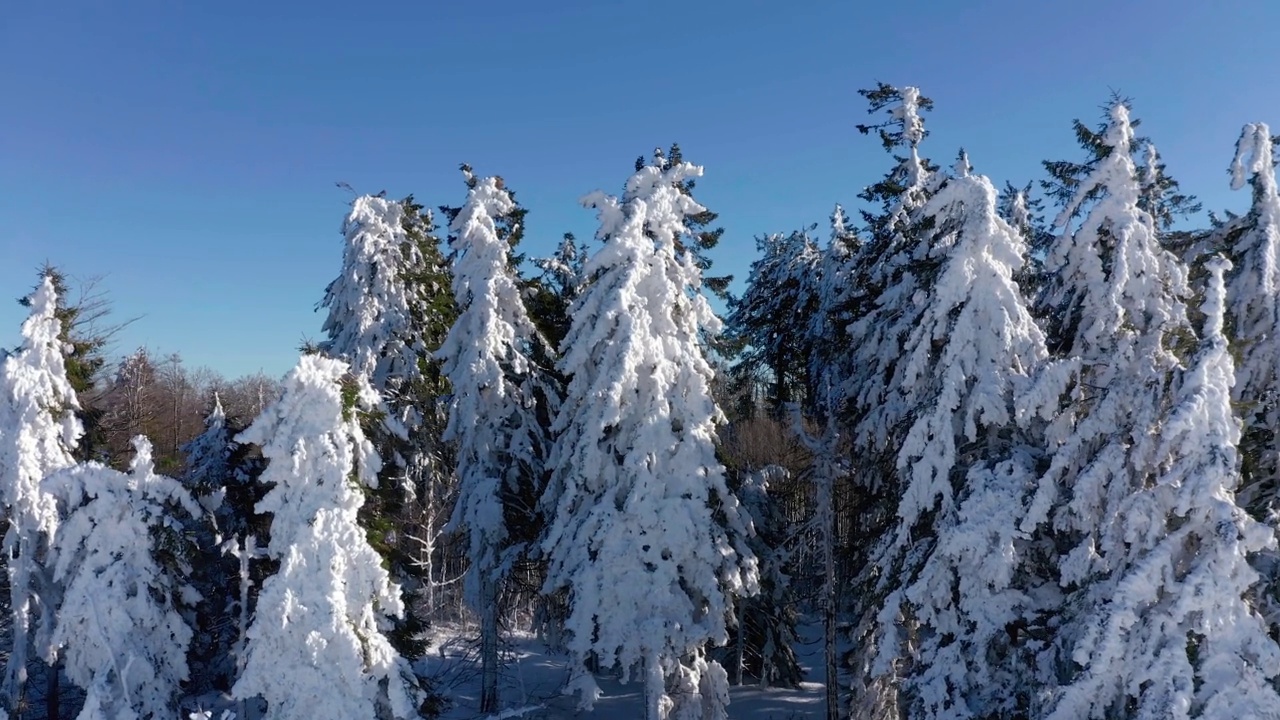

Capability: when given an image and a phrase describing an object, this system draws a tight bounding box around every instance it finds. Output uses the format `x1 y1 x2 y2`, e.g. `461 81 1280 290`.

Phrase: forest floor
422 618 832 719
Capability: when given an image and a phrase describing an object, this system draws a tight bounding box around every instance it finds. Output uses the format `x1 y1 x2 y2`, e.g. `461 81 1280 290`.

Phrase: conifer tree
806 204 865 406
845 84 940 462
437 170 552 713
232 354 423 720
1221 122 1280 512
179 395 270 695
44 437 198 720
438 164 529 271
638 144 733 301
317 192 455 655
542 154 758 720
526 233 586 358
726 228 822 418
867 155 1056 720
0 276 83 715
1026 100 1209 718
1044 257 1280 719
721 466 802 689
832 86 939 716
999 181 1055 298
1040 96 1199 254
17 267 113 466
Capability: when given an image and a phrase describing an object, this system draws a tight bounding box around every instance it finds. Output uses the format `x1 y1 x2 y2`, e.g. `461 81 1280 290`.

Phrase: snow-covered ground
423 620 830 719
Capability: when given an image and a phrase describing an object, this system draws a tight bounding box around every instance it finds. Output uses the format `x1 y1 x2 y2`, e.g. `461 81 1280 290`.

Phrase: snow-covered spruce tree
19 266 111 466
725 228 822 418
44 436 198 720
1025 100 1206 718
541 154 759 720
867 155 1059 720
1043 257 1280 718
1221 122 1280 513
640 144 732 302
719 466 802 689
232 354 423 720
806 203 865 406
837 83 939 720
999 180 1056 299
437 171 553 713
843 83 940 492
526 232 587 356
1041 97 1199 234
177 395 234 696
318 192 455 653
181 395 231 509
0 276 83 714
320 195 434 389
179 395 272 696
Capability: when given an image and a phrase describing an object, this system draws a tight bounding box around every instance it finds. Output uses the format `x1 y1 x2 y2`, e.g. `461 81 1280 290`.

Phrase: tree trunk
44 651 58 720
821 429 839 720
734 599 747 685
479 571 499 713
422 468 435 613
644 653 665 720
791 398 843 720
234 536 256 720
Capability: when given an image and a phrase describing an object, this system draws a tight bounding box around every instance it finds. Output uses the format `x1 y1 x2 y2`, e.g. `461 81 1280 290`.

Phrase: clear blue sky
2 0 1276 380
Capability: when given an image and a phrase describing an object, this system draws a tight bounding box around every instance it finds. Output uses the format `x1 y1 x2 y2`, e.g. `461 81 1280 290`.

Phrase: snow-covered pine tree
725 228 822 418
1221 122 1280 513
320 195 432 391
541 153 759 720
44 436 198 720
317 191 454 654
0 276 83 714
177 395 232 695
181 394 231 508
1026 99 1206 718
869 154 1058 720
437 164 529 271
232 354 423 720
437 170 553 713
1043 257 1280 718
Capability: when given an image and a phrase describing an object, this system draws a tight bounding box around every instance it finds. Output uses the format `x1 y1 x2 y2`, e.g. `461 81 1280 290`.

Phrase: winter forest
4 83 1280 720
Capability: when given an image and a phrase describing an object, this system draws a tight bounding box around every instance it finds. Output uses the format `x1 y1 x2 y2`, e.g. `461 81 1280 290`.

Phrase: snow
422 617 834 719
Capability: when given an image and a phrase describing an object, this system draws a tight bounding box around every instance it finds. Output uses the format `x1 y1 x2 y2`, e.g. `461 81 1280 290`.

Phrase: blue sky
2 0 1276 379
